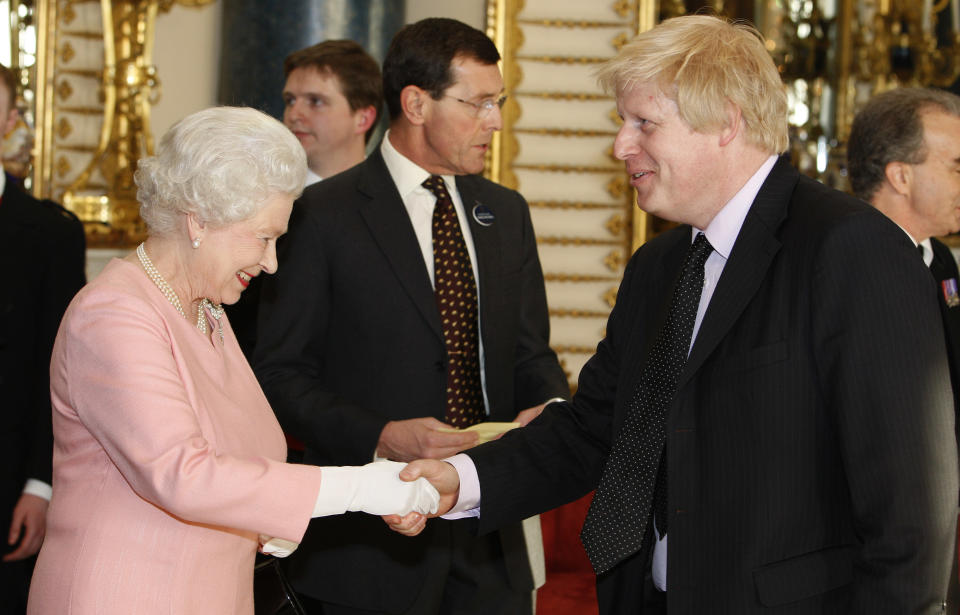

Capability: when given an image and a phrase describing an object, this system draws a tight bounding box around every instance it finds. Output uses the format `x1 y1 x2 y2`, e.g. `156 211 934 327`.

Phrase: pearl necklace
136 243 224 343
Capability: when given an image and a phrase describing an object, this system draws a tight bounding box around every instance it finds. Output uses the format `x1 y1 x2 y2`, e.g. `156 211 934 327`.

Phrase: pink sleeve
57 285 323 542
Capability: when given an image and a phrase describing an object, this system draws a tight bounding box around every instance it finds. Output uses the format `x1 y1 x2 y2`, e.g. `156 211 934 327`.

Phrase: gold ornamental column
38 0 213 247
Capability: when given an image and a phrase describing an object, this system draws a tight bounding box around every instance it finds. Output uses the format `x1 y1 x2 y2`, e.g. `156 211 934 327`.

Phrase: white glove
259 535 298 558
313 460 440 517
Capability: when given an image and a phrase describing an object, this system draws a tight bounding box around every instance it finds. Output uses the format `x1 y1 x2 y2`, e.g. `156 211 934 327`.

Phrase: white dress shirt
305 168 323 187
380 131 490 413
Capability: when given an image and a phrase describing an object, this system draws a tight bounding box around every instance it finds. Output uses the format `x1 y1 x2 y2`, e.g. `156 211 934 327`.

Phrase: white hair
135 106 307 235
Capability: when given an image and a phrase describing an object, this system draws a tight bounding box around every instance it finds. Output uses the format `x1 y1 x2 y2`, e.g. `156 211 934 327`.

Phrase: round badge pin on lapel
472 203 495 226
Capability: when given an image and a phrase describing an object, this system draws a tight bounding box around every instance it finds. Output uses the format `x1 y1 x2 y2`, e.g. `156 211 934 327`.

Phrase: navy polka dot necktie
423 175 485 428
581 232 713 574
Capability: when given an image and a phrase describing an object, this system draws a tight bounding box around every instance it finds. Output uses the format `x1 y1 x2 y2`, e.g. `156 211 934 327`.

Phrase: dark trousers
296 525 529 615
947 515 960 615
0 556 35 615
642 575 667 615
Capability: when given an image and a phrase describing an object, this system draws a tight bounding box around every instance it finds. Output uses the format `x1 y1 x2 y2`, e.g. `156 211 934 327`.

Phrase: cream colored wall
151 0 223 141
405 0 485 28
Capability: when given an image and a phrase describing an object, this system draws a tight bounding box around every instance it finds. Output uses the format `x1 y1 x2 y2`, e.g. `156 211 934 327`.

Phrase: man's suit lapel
356 151 444 343
455 176 501 321
0 183 23 310
678 158 795 387
617 237 688 401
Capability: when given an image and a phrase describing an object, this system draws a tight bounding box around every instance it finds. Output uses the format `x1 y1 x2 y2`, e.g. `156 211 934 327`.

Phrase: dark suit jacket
929 238 960 451
467 158 958 614
0 180 85 546
254 149 568 612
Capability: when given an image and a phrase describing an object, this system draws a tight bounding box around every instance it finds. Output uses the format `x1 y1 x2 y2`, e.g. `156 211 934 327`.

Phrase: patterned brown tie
423 175 485 428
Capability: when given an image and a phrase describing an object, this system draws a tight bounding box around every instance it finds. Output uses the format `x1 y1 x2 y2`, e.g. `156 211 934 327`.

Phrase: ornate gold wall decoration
544 273 620 282
538 237 623 246
605 213 625 236
33 0 215 247
55 155 70 177
603 250 623 271
758 0 960 193
528 200 622 209
56 117 71 139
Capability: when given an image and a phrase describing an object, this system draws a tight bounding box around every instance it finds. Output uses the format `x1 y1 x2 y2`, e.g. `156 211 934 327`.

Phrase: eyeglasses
444 94 507 118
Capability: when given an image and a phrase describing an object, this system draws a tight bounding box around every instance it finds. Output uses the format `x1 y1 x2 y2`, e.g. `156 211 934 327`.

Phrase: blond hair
597 15 788 154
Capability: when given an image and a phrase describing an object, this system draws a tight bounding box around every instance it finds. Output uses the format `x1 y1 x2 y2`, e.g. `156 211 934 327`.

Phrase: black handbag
253 557 307 615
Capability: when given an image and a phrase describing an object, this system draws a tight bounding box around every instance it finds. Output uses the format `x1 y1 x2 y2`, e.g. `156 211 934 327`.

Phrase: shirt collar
380 129 456 197
919 237 934 266
304 168 323 187
693 155 778 257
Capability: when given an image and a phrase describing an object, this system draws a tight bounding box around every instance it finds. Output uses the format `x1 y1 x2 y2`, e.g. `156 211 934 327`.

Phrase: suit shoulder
931 237 957 260
3 184 83 234
931 237 960 277
458 174 524 203
38 197 82 225
623 224 689 275
787 176 895 237
294 162 370 217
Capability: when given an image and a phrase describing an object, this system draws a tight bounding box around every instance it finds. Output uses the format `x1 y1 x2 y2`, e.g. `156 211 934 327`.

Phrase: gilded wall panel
487 0 652 386
519 0 631 21
529 208 625 239
520 23 631 56
34 0 215 246
35 1 107 202
536 244 627 276
514 133 618 167
512 97 617 130
513 62 605 94
546 280 620 313
514 169 624 204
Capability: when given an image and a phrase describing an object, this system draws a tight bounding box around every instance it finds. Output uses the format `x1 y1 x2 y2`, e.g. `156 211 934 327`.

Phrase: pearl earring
192 238 200 249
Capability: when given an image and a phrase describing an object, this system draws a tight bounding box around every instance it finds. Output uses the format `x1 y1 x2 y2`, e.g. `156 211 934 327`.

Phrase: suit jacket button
435 360 444 372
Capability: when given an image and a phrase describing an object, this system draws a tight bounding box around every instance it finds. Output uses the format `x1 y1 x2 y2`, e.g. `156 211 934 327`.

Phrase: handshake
262 460 458 557
315 459 462 524
385 459 463 537
314 459 464 534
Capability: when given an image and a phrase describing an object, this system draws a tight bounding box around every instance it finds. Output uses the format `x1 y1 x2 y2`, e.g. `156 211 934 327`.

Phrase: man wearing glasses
254 17 568 615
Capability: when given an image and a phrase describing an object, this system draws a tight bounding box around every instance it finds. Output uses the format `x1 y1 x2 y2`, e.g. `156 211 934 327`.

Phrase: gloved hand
259 535 298 557
313 460 440 518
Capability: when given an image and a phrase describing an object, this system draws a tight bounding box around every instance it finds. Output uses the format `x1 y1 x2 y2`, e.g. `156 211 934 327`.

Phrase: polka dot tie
423 175 485 428
580 232 713 574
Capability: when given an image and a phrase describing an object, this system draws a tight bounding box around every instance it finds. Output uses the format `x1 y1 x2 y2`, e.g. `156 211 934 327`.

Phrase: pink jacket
28 259 323 614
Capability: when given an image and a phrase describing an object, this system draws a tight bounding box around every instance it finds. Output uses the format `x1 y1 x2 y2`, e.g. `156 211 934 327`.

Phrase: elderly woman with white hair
26 107 438 615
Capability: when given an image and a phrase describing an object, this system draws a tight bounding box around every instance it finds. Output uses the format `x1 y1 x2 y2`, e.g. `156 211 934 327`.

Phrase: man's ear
353 105 377 136
400 86 429 126
718 101 742 147
884 160 912 198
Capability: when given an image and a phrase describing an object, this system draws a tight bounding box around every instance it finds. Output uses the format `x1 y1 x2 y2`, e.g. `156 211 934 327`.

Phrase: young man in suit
228 39 381 358
254 18 569 615
847 86 960 614
281 39 381 186
0 63 85 613
395 15 959 613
